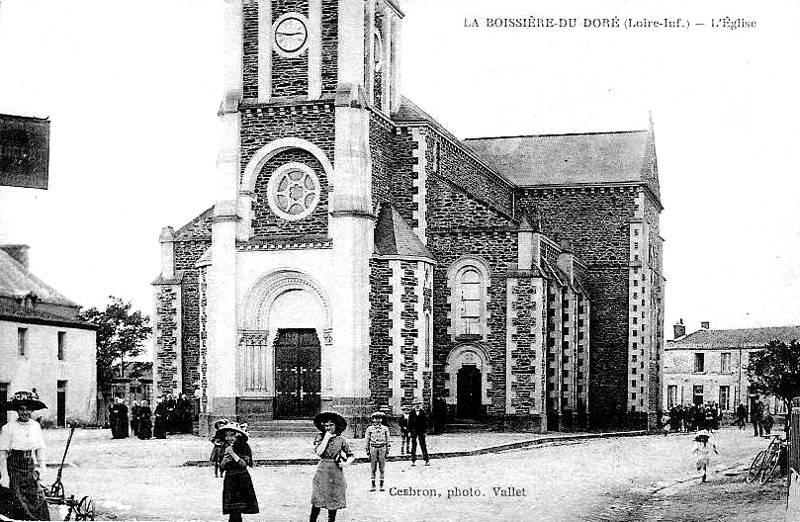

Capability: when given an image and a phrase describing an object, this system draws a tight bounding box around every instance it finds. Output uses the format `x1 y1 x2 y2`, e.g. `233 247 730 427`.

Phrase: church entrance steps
443 419 492 433
245 419 319 437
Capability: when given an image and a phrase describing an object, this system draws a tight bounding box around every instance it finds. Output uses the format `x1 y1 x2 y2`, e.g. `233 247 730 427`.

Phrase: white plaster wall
0 321 96 424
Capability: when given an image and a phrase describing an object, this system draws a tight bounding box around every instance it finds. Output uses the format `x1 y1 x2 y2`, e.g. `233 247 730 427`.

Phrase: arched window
448 257 490 340
459 269 481 335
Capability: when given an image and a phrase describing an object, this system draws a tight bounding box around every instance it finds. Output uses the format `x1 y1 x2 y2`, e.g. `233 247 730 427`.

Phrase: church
153 0 665 436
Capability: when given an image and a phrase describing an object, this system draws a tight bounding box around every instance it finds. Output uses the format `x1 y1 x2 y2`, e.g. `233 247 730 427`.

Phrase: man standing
736 403 748 430
408 398 430 467
752 399 764 437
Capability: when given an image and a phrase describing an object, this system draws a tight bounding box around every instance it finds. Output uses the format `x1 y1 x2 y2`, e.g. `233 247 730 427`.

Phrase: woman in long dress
309 411 353 522
0 391 51 520
137 400 153 440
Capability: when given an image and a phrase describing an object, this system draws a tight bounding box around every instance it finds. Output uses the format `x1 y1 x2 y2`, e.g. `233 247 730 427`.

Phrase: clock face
275 17 308 54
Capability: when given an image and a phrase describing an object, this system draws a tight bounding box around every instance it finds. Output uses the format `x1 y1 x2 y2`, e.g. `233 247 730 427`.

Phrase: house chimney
673 318 686 340
701 321 710 330
1 244 30 269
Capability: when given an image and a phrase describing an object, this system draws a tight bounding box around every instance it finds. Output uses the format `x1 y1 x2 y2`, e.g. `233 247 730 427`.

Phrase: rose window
267 162 321 221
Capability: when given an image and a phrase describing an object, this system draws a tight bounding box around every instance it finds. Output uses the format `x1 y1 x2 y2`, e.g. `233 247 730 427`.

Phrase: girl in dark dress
209 419 229 478
216 422 259 522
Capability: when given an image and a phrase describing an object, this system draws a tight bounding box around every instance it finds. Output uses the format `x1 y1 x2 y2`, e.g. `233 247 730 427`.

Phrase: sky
0 0 798 349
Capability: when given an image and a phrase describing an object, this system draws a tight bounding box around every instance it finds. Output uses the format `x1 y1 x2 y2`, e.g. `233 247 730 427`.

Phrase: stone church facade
153 0 664 435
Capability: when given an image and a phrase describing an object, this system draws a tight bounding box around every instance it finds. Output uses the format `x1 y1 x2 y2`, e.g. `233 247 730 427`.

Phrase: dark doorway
274 329 321 419
57 380 67 427
456 365 482 419
0 383 8 426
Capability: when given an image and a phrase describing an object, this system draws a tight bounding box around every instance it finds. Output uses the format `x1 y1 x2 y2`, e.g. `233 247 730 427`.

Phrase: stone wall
368 258 392 407
173 240 211 395
270 0 309 98
153 283 181 395
251 147 329 239
518 186 639 427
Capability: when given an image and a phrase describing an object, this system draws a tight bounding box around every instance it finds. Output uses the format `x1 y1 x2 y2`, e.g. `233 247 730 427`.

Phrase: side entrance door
274 329 321 419
456 365 482 419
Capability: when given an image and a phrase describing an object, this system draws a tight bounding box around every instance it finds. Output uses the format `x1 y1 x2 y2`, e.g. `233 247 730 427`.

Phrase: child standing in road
692 430 718 483
217 421 259 522
398 406 410 455
364 411 391 492
209 419 229 478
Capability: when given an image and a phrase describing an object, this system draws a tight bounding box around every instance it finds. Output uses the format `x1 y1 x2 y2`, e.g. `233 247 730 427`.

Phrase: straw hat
8 391 47 411
695 429 711 441
370 411 385 420
214 421 250 442
313 411 348 435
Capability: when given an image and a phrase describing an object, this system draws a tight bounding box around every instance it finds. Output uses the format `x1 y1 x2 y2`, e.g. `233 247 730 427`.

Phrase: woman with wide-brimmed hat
0 390 51 520
215 421 259 522
309 411 354 522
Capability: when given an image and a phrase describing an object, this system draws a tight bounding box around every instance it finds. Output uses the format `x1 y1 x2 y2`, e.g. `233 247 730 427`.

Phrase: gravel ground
41 429 544 467
36 427 786 521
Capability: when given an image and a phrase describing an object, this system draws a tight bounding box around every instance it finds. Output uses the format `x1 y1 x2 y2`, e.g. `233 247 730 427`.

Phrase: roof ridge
465 129 649 141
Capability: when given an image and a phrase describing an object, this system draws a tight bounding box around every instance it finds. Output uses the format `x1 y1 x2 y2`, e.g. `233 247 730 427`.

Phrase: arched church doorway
456 365 482 419
274 329 321 419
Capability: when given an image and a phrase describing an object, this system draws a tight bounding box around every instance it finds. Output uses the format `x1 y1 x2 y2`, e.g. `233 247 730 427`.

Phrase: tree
79 296 153 391
747 339 800 409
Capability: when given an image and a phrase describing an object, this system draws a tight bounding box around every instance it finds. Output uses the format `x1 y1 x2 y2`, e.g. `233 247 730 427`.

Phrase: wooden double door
274 329 321 419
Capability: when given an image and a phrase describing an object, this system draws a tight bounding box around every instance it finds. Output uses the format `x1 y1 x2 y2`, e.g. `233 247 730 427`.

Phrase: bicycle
746 433 786 484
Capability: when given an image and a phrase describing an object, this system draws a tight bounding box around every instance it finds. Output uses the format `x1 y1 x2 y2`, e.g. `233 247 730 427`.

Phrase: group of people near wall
209 398 432 522
108 393 195 440
664 403 724 434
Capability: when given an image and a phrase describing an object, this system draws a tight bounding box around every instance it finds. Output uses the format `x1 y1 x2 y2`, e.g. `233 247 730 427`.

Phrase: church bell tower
203 0 404 435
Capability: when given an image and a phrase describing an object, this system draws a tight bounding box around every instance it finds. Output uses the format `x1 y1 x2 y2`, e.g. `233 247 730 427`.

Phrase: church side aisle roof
464 130 651 188
373 203 434 260
0 248 77 307
174 206 214 241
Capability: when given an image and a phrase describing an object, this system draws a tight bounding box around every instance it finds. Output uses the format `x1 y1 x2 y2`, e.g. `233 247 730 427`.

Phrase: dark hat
8 391 47 411
214 421 249 442
313 411 347 435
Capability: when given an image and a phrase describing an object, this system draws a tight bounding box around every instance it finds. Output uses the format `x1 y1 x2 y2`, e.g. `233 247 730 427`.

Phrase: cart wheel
74 496 95 521
49 481 65 501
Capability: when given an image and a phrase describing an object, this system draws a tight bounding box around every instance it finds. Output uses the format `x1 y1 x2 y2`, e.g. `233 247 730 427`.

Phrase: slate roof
0 248 77 307
668 326 800 349
464 130 651 188
174 206 214 241
0 299 94 329
373 203 434 260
